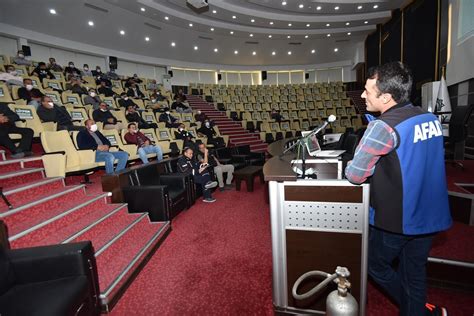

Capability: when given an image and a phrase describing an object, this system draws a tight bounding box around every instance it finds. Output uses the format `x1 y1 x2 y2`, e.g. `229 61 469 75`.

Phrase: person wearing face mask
126 82 145 99
171 97 192 113
18 78 42 102
67 77 87 96
92 102 124 131
147 79 158 91
12 50 32 66
27 89 44 110
31 62 55 82
64 62 81 78
106 68 120 80
118 92 139 109
84 88 102 109
47 57 63 72
77 119 129 174
197 120 225 148
174 123 196 150
132 74 143 84
158 109 180 128
0 65 23 86
82 64 93 77
37 96 85 131
0 102 34 158
197 143 234 192
194 110 209 124
125 105 157 129
124 123 163 164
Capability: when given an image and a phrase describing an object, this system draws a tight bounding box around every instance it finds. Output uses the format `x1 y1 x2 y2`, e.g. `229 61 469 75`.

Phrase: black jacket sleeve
0 103 20 122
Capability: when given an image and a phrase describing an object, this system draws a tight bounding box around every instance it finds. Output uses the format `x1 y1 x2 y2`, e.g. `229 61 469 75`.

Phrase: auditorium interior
0 0 473 315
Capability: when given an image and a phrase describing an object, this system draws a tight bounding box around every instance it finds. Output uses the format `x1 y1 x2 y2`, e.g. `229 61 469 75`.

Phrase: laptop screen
301 131 321 153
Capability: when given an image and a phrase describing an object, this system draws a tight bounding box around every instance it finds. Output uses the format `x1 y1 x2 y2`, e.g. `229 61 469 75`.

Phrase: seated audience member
31 62 55 82
106 69 120 80
12 50 32 66
69 77 88 96
175 123 196 150
197 119 225 147
92 102 124 131
98 80 115 97
77 119 129 174
84 88 102 109
146 94 166 113
174 89 187 102
64 62 82 78
197 143 234 192
159 110 180 128
126 105 157 129
47 57 63 72
171 97 192 113
18 78 41 102
118 92 139 110
132 74 143 84
0 102 33 158
271 109 283 122
124 78 134 89
82 64 93 77
0 65 23 86
27 89 44 110
92 66 109 85
177 146 217 203
147 79 158 91
124 123 163 164
37 96 85 131
194 110 208 124
127 82 145 99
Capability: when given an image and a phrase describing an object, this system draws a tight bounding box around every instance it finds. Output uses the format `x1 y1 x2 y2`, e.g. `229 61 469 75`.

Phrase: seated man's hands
0 114 9 124
97 145 110 151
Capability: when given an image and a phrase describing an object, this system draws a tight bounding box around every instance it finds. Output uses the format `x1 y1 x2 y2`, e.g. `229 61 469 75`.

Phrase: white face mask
178 127 184 131
69 64 74 67
205 122 210 128
123 97 129 101
84 67 89 71
25 84 33 91
90 92 96 97
165 111 170 115
18 54 24 58
90 124 98 132
197 111 201 115
47 102 54 108
100 108 107 112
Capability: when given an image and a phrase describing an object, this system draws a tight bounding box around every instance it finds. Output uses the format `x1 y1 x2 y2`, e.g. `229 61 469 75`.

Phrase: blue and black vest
370 102 452 235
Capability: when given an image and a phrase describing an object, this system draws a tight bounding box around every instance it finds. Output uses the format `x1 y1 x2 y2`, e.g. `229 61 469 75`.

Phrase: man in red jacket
124 123 163 164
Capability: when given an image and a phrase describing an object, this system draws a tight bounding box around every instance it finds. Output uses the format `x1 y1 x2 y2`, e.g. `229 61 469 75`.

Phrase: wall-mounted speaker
168 70 174 77
305 73 310 80
21 45 31 57
217 73 222 81
109 56 118 70
262 70 267 81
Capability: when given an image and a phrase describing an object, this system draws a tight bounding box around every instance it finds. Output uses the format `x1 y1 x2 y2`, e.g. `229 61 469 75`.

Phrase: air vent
289 42 302 45
245 41 259 45
198 36 213 40
84 3 108 13
144 23 162 30
335 39 350 43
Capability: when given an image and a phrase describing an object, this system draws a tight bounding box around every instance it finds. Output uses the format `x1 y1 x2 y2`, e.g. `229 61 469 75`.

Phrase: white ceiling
0 0 408 67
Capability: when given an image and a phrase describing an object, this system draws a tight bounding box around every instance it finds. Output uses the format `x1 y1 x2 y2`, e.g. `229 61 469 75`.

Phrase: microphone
309 115 336 136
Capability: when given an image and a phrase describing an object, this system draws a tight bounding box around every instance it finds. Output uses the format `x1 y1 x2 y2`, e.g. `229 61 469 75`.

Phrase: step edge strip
4 177 64 196
0 167 45 180
428 256 474 268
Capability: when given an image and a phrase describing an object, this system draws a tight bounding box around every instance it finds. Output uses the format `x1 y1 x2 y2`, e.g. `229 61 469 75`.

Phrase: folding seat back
252 112 262 121
157 129 172 141
0 83 13 103
43 79 64 91
181 112 194 122
142 110 158 124
101 129 138 160
291 120 301 131
270 122 281 132
44 90 63 105
67 107 89 126
8 104 56 137
289 111 298 120
280 121 290 131
261 111 270 121
62 93 83 106
301 120 310 130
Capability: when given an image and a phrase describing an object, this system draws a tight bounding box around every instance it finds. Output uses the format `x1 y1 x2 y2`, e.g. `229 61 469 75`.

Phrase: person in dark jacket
124 123 163 164
77 119 128 174
177 146 217 203
64 62 81 78
83 88 102 109
92 102 125 131
97 80 115 97
118 92 139 110
158 110 180 128
171 97 192 113
174 123 196 150
127 82 145 99
271 109 283 122
197 119 224 147
37 96 84 131
194 110 208 124
125 105 157 129
0 102 33 158
31 62 55 82
18 78 42 103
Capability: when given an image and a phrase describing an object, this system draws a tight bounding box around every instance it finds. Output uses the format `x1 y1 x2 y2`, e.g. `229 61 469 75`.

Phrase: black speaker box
262 71 267 81
305 73 310 80
21 45 31 56
168 70 174 77
109 56 118 70
218 74 222 81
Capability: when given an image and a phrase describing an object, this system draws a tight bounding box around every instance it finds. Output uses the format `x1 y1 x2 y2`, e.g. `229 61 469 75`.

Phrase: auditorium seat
101 129 139 161
8 103 56 137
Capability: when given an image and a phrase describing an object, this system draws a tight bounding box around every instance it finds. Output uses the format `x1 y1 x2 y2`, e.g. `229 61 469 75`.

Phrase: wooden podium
264 139 370 315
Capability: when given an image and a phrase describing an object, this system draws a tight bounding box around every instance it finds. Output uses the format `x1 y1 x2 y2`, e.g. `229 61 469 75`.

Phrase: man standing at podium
345 62 451 316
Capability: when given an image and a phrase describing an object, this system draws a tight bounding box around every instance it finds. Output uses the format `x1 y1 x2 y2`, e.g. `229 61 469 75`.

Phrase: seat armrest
76 149 96 164
231 155 248 164
42 152 66 177
42 121 57 132
123 185 170 221
159 174 187 190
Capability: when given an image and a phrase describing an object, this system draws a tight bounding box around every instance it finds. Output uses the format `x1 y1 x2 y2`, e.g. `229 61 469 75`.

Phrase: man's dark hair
23 78 32 83
121 92 127 96
40 95 51 102
367 62 413 103
38 62 46 67
127 123 137 128
183 147 192 153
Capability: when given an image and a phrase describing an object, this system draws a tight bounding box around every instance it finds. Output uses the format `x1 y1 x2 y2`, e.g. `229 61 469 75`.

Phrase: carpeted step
430 221 474 262
250 144 268 152
231 139 264 146
2 177 65 212
230 136 260 142
10 194 120 249
0 168 45 190
0 156 43 174
2 185 87 237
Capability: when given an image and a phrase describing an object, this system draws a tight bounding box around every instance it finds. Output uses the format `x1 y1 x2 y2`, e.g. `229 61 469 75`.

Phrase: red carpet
110 181 474 315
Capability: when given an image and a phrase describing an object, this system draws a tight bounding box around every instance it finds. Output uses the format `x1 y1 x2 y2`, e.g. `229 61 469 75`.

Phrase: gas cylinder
326 267 358 316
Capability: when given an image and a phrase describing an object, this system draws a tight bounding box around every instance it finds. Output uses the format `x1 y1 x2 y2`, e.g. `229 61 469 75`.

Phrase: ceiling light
249 34 254 37
357 5 363 9
272 51 276 55
347 32 351 35
212 10 217 14
346 22 350 26
232 15 237 19
145 37 150 41
120 30 125 35
230 31 234 34
364 21 368 24
268 35 272 38
282 1 287 5
327 34 331 37
316 6 322 10
189 23 193 27
305 35 309 38
299 4 304 9
214 48 218 52
334 6 340 10
269 21 274 25
194 46 198 50
334 48 339 52
326 23 330 27
210 28 214 31
252 51 256 55
306 24 311 27
311 49 316 54
287 35 291 38
88 21 94 26
287 51 292 55
171 42 176 47
140 7 145 12
234 50 238 54
49 9 56 15
165 16 169 20
373 4 379 9
288 23 292 26
251 19 255 23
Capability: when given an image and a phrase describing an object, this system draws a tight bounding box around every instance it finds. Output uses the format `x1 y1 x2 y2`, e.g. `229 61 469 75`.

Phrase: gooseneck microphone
310 115 337 136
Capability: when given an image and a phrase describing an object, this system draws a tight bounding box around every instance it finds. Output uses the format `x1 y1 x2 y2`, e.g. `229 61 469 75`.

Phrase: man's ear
381 93 393 104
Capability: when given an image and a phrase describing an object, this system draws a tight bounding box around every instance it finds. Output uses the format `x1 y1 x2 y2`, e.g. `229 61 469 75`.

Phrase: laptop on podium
301 131 345 158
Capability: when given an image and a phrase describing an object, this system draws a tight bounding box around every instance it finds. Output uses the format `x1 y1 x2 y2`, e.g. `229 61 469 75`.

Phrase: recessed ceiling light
171 42 176 47
316 6 322 10
210 28 214 31
140 7 145 12
287 51 292 55
230 31 234 34
282 1 287 5
305 35 309 38
249 34 254 37
373 4 379 9
334 48 339 52
327 34 331 37
364 21 368 24
334 6 340 10
311 49 316 54
194 46 198 50
145 36 150 41
251 19 255 23
326 23 330 27
269 21 274 25
120 30 125 35
287 35 291 38
357 5 363 9
268 35 272 38
165 16 169 20
288 23 292 26
212 10 217 14
49 9 56 15
306 24 311 27
214 48 218 52
234 50 238 54
347 32 351 35
299 4 304 9
88 21 94 26
252 51 256 55
189 23 193 27
272 51 276 55
232 15 237 19
346 22 350 26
